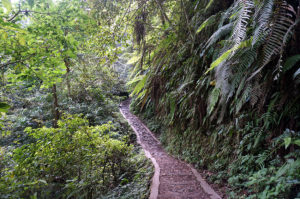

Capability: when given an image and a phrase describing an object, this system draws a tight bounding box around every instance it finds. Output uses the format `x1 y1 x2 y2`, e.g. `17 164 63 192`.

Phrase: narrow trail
120 100 222 199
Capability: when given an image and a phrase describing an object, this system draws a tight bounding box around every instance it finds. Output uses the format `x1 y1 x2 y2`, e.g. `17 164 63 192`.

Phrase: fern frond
137 89 147 99
283 54 300 72
132 75 147 95
201 23 233 57
205 0 215 11
250 80 262 107
206 38 252 74
248 1 297 80
236 84 252 114
196 14 217 34
252 0 275 46
261 1 296 68
231 47 257 91
231 0 254 45
127 74 144 86
206 48 235 74
208 87 220 115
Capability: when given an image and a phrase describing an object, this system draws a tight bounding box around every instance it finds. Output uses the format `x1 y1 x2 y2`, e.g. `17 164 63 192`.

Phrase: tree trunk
52 84 59 128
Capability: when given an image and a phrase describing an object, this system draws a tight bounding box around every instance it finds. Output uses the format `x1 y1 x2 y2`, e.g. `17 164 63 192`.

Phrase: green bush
0 114 134 199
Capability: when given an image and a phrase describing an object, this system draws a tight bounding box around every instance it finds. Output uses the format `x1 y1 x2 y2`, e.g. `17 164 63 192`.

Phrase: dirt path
120 100 222 199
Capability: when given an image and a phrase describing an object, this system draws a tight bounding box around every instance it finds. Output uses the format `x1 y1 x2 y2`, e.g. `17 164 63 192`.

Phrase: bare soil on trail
120 100 222 199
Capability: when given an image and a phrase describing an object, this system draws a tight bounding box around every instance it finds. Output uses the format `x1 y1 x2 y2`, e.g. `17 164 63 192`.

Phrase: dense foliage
0 0 152 198
1 115 131 198
129 0 300 198
1 0 300 198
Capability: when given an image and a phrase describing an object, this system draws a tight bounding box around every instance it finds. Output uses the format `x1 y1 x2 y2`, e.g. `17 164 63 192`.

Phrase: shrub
0 114 134 199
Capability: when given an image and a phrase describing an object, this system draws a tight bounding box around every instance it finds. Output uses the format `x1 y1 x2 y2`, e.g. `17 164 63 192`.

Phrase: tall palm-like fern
263 1 296 63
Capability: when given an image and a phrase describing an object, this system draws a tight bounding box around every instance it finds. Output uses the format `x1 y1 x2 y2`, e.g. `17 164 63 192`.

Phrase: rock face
120 99 222 199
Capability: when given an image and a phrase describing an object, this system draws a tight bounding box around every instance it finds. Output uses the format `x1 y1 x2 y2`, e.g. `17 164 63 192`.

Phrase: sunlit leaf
196 15 216 34
19 36 26 46
294 139 300 147
0 102 10 112
284 137 292 149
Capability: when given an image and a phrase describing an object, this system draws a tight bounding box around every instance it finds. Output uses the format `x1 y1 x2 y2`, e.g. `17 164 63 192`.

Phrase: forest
1 0 300 198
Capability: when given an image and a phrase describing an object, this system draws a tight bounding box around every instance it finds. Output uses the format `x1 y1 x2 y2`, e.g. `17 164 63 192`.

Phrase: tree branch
7 5 60 22
154 0 172 25
0 54 36 69
7 4 21 22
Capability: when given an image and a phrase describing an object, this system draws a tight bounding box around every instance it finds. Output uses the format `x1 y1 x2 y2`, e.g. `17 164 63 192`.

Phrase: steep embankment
129 0 300 198
120 99 222 199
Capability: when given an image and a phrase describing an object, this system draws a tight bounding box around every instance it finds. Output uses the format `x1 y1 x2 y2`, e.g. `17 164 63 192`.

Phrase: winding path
120 100 222 199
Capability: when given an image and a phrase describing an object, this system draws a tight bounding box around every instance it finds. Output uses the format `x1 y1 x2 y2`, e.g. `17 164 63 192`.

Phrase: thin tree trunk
52 84 59 128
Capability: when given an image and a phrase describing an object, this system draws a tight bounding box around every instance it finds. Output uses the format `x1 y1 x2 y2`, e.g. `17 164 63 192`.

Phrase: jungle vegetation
128 0 300 198
0 0 152 198
1 0 300 198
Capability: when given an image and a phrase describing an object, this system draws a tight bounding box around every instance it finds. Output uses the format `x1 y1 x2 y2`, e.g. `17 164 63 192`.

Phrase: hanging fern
230 46 258 93
250 1 297 79
196 14 217 34
206 38 252 74
208 87 220 115
252 0 275 46
235 84 252 114
231 0 254 45
201 23 233 57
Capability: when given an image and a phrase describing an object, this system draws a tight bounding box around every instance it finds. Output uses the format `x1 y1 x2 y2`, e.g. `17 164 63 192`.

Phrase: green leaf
0 102 10 112
196 15 215 34
65 49 76 58
1 31 8 40
137 89 147 99
205 0 214 11
127 75 144 86
2 0 12 13
38 179 48 184
294 139 300 147
205 38 252 74
208 88 220 114
132 75 147 95
284 137 292 149
19 36 26 46
283 55 300 73
206 48 234 74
